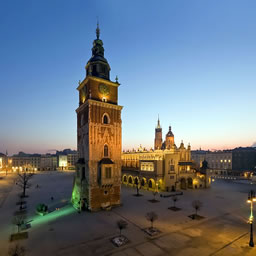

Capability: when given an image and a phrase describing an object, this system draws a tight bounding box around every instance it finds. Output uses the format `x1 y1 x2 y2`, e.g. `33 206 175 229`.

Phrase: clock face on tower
98 84 110 96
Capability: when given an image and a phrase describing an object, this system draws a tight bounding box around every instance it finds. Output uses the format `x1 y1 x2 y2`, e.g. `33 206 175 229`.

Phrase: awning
99 158 114 164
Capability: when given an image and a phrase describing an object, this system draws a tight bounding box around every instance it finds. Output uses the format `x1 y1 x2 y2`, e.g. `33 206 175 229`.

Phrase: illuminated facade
122 119 210 191
72 24 122 211
12 153 41 171
58 155 68 170
0 153 7 170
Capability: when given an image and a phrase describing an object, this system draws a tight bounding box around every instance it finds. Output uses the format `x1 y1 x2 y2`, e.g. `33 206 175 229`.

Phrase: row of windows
210 159 231 163
141 162 154 171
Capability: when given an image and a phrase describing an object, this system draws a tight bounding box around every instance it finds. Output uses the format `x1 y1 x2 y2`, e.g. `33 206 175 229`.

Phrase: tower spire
96 20 100 39
156 115 161 129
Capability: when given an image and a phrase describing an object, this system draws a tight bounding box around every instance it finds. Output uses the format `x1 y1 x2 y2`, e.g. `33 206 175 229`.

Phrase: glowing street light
247 190 256 247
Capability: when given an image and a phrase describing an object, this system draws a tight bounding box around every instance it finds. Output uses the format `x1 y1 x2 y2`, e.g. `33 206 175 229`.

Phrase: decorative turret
85 22 110 80
154 116 162 150
179 140 185 149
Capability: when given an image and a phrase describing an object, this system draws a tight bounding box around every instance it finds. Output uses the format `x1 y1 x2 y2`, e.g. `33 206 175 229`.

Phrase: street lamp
247 190 256 247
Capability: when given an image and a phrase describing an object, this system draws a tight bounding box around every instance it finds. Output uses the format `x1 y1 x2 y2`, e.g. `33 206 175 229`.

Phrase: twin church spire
154 117 175 150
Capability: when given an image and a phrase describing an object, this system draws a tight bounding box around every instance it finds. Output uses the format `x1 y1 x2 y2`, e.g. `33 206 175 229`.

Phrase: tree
13 213 26 233
116 220 128 237
146 211 158 229
192 200 203 216
8 244 26 256
16 172 33 197
172 195 179 208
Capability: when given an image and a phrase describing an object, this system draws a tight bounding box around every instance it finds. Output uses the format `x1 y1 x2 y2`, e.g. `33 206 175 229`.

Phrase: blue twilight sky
0 0 256 155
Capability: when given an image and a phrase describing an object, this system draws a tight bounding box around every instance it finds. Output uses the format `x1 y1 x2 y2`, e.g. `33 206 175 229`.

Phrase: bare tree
146 211 158 229
172 195 179 208
16 172 33 197
8 244 26 256
116 220 128 237
13 214 26 233
192 200 203 216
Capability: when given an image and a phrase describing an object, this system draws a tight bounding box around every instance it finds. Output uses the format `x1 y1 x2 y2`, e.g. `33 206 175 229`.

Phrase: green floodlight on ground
32 205 75 227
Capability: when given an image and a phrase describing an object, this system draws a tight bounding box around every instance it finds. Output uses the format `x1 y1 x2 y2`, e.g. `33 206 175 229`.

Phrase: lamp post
247 190 256 247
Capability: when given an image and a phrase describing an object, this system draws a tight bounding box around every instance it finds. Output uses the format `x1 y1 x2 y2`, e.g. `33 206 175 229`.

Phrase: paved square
1 171 256 256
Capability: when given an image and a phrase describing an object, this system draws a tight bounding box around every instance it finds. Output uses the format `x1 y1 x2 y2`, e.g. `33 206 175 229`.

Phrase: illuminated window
104 145 108 157
105 167 112 179
224 159 227 162
228 159 231 163
220 160 223 163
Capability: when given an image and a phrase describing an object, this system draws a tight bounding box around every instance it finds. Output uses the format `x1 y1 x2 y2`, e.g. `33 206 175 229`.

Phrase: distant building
191 150 232 175
58 155 68 170
232 147 256 173
67 152 78 169
12 152 41 172
0 153 8 169
56 149 78 170
40 154 57 171
192 147 256 175
122 119 210 191
191 150 208 168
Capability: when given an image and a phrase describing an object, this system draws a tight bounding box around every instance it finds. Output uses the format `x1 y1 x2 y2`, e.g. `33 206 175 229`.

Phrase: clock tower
71 24 123 211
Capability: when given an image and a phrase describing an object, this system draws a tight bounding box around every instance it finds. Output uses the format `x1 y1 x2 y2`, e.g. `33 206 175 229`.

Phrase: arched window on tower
102 113 109 124
104 145 108 157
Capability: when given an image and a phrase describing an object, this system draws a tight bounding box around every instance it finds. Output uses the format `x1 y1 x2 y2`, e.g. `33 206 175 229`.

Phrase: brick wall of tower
154 128 162 150
87 101 122 211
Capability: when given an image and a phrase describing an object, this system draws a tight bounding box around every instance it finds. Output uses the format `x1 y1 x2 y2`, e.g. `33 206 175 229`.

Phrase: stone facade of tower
71 25 123 211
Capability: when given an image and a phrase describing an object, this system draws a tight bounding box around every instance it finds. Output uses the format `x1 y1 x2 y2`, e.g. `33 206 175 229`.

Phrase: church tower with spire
154 116 162 150
165 126 174 149
72 24 123 211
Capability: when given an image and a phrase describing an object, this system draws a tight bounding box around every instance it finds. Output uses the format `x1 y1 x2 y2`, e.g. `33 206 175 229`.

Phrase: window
104 145 108 157
103 114 109 124
105 167 112 179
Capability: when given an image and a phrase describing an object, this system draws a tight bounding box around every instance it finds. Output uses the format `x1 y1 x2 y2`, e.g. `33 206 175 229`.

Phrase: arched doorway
128 176 133 185
141 178 146 187
123 175 127 183
180 178 187 190
134 177 139 185
148 179 155 189
187 177 193 189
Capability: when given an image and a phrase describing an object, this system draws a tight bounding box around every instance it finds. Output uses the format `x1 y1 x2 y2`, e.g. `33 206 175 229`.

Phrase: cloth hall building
121 119 210 191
